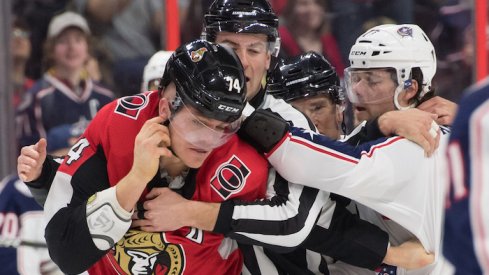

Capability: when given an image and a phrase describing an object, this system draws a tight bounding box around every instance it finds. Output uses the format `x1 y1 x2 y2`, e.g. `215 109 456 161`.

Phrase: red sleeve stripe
360 136 404 158
290 135 359 164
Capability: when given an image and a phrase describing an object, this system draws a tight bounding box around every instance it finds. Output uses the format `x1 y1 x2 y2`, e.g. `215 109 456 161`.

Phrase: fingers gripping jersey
98 136 269 275
43 91 269 275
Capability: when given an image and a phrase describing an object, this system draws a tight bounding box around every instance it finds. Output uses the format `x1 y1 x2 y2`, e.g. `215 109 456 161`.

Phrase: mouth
354 106 366 112
190 147 209 154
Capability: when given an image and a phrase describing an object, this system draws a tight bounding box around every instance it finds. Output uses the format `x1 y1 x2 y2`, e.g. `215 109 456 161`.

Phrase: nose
352 79 369 98
234 48 249 69
192 133 221 149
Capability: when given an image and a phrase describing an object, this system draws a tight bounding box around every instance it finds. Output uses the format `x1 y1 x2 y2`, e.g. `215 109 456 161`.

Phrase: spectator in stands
16 11 114 149
11 18 35 109
71 0 164 97
279 0 345 77
12 0 70 80
330 0 414 65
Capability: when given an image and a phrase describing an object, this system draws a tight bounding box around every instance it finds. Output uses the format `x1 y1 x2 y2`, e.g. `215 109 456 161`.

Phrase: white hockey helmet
141 50 173 92
346 24 436 109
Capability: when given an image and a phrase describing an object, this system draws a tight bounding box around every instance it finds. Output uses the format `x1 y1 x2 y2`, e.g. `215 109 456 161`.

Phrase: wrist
185 200 219 231
383 242 396 265
128 167 154 185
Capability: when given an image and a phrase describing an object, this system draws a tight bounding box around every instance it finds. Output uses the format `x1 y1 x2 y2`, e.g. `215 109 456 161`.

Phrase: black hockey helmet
160 40 247 123
204 0 280 56
268 52 344 104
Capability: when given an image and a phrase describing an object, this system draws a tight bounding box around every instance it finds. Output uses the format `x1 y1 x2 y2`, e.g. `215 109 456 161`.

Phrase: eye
310 104 324 112
367 76 381 86
192 119 203 127
247 48 261 55
351 74 361 83
215 125 227 132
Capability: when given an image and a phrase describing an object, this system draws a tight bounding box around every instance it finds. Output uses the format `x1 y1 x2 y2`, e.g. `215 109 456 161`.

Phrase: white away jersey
264 124 450 274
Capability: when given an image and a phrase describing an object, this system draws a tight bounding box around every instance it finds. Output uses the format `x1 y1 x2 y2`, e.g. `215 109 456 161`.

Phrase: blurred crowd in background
11 0 477 100
10 0 480 149
6 0 481 173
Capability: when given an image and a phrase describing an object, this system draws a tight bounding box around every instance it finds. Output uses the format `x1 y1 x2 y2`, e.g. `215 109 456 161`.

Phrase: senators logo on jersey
210 156 250 200
112 229 185 275
115 94 150 120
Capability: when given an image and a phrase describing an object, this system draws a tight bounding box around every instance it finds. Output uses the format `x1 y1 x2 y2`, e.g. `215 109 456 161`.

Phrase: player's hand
418 96 458 126
131 187 188 232
378 109 440 157
383 239 434 270
130 114 172 184
17 138 47 182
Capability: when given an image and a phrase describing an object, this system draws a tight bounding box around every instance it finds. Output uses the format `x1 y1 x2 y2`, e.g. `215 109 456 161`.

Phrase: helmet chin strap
393 83 416 111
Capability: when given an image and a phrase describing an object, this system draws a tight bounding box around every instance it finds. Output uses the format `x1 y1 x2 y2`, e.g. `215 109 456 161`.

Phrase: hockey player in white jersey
237 24 451 275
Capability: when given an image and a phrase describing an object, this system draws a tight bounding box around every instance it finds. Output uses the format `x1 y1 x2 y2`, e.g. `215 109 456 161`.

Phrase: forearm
44 149 132 273
383 240 434 270
46 203 108 274
115 169 151 212
184 200 220 232
302 204 388 270
214 181 329 252
24 155 61 207
24 155 60 189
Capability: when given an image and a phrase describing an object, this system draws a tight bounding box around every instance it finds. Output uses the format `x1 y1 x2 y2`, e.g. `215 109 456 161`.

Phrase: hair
413 67 435 106
387 67 435 106
282 0 330 34
41 27 93 72
13 17 30 31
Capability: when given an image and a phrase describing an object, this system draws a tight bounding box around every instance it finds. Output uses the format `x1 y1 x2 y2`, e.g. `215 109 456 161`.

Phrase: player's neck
161 157 188 178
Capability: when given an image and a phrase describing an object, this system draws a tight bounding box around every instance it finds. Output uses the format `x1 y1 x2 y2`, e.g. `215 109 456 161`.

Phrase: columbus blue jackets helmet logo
114 229 184 274
211 156 250 200
397 26 413 37
190 47 208 62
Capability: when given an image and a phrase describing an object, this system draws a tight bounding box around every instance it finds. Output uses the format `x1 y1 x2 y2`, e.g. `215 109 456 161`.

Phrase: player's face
53 28 89 72
160 83 240 168
345 68 397 121
215 32 271 100
169 106 236 168
291 94 342 139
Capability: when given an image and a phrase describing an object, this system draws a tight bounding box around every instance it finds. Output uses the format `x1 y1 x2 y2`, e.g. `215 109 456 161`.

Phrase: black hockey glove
237 109 289 154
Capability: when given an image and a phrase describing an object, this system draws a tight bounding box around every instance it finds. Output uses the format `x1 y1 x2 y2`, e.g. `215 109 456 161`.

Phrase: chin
182 150 210 168
185 158 205 169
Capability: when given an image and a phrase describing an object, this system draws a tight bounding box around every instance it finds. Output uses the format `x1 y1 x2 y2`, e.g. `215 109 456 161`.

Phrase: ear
158 98 172 120
398 79 419 107
335 105 344 125
265 52 271 70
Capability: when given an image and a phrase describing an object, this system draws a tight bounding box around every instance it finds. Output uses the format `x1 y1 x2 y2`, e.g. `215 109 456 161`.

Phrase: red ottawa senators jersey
65 91 269 275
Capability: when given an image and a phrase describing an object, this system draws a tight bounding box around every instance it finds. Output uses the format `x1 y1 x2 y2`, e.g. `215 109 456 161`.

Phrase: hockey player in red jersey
42 40 270 275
